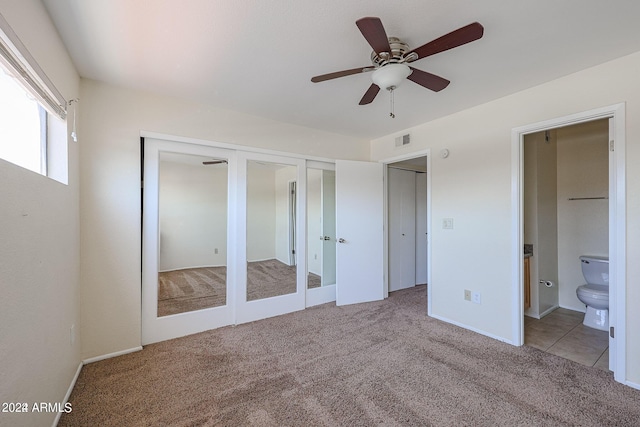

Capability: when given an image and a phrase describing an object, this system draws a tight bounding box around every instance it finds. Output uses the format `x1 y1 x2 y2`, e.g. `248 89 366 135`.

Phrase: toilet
575 255 609 331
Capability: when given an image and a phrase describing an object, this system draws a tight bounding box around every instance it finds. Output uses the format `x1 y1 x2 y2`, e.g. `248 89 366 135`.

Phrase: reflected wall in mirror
307 168 336 289
246 160 299 301
157 152 228 316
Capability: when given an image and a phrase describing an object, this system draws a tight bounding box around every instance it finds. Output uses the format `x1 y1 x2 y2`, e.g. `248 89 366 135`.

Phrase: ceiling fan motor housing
370 37 414 66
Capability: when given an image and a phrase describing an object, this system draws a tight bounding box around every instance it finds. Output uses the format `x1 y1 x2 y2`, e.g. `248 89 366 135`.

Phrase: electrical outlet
70 324 75 346
214 248 218 254
464 290 471 301
472 292 481 304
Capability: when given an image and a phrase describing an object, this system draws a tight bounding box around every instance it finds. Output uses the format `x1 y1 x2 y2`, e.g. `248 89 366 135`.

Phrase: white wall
79 79 369 360
524 134 540 317
534 130 559 316
371 51 640 385
246 162 277 262
524 130 560 318
0 1 80 426
557 119 609 311
158 158 228 271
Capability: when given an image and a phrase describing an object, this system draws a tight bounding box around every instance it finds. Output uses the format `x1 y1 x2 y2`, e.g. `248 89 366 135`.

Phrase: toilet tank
580 255 609 286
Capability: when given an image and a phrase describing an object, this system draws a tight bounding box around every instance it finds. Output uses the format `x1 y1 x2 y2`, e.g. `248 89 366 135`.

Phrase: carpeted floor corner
59 286 640 426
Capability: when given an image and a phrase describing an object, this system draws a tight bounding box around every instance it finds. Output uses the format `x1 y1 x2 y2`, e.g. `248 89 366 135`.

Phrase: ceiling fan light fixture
372 64 411 90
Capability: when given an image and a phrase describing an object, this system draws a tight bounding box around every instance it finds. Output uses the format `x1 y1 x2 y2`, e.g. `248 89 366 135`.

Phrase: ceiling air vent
395 133 411 148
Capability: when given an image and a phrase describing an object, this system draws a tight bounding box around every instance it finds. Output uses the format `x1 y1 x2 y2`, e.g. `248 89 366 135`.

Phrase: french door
142 139 384 344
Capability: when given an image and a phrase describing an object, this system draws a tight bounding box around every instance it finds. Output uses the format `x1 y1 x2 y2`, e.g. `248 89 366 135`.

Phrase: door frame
379 149 432 314
511 103 626 384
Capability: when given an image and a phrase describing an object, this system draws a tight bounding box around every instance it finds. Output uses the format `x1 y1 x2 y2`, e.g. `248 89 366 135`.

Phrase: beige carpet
61 286 640 426
158 260 321 316
158 267 227 316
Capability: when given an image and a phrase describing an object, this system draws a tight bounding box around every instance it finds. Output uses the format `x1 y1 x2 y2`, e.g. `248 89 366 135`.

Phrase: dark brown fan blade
407 67 450 92
408 22 484 60
356 17 391 55
311 66 374 83
359 84 380 105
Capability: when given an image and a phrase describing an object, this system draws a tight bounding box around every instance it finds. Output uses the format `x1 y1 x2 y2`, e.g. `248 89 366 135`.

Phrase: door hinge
292 250 295 255
610 140 614 151
610 326 615 338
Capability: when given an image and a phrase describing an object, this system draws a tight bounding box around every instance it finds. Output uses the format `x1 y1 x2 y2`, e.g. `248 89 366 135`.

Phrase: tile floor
524 308 610 370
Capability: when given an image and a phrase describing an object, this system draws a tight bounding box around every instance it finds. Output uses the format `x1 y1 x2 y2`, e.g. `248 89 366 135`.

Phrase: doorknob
323 236 331 241
338 238 346 243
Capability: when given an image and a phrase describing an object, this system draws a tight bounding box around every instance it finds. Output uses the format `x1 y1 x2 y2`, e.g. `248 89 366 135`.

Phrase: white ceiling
42 0 640 140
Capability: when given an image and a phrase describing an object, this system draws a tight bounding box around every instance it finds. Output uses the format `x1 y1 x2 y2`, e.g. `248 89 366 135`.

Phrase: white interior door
142 139 236 345
335 160 384 305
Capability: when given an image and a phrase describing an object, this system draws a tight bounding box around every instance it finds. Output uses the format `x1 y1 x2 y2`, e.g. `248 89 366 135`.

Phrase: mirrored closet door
235 152 306 323
142 139 236 345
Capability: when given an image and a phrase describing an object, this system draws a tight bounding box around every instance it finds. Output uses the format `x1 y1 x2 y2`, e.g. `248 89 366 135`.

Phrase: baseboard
306 284 336 307
625 380 640 391
430 313 514 345
559 303 586 313
538 304 560 318
82 346 143 365
52 361 82 427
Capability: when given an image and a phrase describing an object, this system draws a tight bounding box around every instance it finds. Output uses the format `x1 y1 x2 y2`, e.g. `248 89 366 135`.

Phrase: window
0 12 69 183
0 67 48 174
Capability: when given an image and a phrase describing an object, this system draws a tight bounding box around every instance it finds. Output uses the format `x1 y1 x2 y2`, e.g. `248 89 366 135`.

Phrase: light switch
443 218 454 229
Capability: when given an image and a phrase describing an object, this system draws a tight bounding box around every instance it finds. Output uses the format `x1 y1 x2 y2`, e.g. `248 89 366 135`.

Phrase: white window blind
0 12 67 120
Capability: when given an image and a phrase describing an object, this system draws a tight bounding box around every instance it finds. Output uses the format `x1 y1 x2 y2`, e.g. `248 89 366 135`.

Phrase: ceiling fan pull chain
389 87 395 119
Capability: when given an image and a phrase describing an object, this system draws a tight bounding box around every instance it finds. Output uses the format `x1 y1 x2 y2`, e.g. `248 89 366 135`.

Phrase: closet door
235 152 306 324
388 168 416 292
142 139 236 345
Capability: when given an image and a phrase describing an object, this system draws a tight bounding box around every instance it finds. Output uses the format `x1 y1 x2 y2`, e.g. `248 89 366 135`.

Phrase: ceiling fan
311 17 484 116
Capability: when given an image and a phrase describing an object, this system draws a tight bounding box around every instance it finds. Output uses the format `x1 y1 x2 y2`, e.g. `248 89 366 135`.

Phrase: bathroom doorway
523 119 609 369
512 104 626 383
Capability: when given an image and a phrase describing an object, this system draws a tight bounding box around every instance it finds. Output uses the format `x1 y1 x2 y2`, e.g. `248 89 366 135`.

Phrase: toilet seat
577 284 608 300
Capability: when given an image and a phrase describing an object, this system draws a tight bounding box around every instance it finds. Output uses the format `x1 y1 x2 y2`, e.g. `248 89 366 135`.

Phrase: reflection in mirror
157 152 227 317
246 160 298 301
307 169 336 288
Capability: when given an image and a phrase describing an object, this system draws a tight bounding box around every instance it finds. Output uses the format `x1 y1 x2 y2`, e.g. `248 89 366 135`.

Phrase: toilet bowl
575 256 609 331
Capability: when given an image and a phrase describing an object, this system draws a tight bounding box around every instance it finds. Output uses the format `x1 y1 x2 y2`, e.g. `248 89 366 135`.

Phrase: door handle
324 236 331 241
338 238 346 243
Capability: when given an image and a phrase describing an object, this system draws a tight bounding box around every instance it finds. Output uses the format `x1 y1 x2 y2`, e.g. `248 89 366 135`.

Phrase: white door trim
511 103 626 384
379 149 432 315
